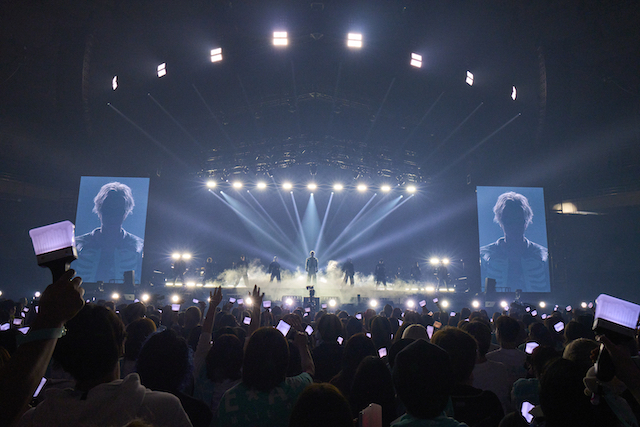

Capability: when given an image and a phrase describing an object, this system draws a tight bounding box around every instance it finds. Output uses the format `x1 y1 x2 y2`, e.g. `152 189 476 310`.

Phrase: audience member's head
136 329 192 393
563 320 592 344
341 333 377 374
562 338 598 375
206 333 243 383
431 327 477 385
529 346 560 378
392 339 453 420
345 317 364 338
528 322 555 348
242 327 289 391
388 338 414 369
350 356 397 425
122 302 146 326
495 315 521 346
184 306 202 329
53 304 126 388
124 318 157 361
288 383 353 427
317 313 343 343
402 324 429 341
461 320 492 358
370 316 392 350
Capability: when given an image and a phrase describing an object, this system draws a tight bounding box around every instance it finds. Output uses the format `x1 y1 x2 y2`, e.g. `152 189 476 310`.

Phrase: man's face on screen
500 200 526 238
100 191 128 228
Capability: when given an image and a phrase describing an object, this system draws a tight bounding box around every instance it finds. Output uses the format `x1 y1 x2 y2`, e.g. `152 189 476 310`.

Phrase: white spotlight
257 182 267 189
347 33 363 48
472 300 480 309
406 185 416 193
112 75 118 90
380 185 391 192
285 297 294 306
442 258 450 265
410 53 422 68
111 292 120 300
429 257 440 265
307 183 317 191
356 184 367 192
172 253 181 260
333 183 344 191
171 294 180 303
157 63 167 78
511 86 517 100
273 31 288 46
210 48 223 62
329 299 337 307
206 180 217 189
34 291 41 298
182 253 192 260
441 300 450 308
141 293 150 302
465 70 474 86
245 297 253 306
369 299 378 308
406 300 415 308
500 300 509 308
283 182 293 190
539 301 546 308
581 302 587 308
232 181 243 189
186 282 196 288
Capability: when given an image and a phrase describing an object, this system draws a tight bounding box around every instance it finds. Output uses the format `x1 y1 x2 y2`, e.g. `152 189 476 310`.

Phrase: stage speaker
124 270 135 287
485 278 496 294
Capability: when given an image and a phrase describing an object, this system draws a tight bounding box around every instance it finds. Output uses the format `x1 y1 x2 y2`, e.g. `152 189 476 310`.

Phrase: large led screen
74 177 150 283
477 186 550 292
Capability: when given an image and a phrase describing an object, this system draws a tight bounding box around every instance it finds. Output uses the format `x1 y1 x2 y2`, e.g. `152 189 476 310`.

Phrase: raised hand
37 269 84 328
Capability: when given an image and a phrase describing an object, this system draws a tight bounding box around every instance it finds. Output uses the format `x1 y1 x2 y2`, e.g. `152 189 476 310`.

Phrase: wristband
17 327 66 346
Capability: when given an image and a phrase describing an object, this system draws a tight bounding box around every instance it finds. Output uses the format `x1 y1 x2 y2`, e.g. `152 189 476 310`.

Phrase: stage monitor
74 177 150 284
477 186 550 293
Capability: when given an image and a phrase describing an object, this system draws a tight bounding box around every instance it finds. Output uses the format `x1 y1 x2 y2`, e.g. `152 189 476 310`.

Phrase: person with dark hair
18 304 191 427
330 333 377 400
511 346 559 412
289 383 354 427
75 181 144 283
313 313 344 382
268 256 281 282
350 356 397 426
371 315 393 353
136 329 212 427
215 327 314 426
392 339 466 426
461 321 511 414
486 315 527 386
234 255 249 287
121 317 157 378
204 257 216 283
306 251 318 284
480 192 549 292
122 301 147 326
375 259 387 287
410 262 422 284
343 258 355 286
432 327 504 427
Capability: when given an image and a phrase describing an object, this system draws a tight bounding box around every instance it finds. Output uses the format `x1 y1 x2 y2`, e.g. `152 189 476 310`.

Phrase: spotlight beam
314 192 334 254
422 102 484 166
290 192 310 255
365 77 396 142
331 195 411 257
216 190 299 259
400 91 445 149
323 194 377 256
192 84 234 147
437 113 521 178
247 191 296 247
238 191 292 244
271 176 298 233
147 93 204 150
107 103 187 166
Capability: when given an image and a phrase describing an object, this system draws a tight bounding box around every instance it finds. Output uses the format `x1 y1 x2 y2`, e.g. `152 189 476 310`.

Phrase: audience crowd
2 272 640 427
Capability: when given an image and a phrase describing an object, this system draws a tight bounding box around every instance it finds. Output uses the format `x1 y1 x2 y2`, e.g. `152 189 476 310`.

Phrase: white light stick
29 221 77 281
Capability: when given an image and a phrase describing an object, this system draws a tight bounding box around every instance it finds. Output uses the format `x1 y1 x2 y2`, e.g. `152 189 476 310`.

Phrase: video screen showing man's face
74 177 150 283
477 186 550 293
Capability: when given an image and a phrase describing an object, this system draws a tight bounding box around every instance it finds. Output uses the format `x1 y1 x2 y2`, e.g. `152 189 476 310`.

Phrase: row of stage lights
111 31 518 101
206 180 417 193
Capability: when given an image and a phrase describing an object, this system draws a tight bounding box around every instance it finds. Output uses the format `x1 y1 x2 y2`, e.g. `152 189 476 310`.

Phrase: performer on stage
343 258 355 286
306 251 318 284
235 254 249 287
203 257 216 283
374 259 387 287
172 257 186 285
410 262 422 283
268 256 281 282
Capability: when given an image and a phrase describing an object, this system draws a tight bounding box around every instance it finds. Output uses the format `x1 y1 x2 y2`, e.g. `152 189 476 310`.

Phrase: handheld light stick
29 221 77 282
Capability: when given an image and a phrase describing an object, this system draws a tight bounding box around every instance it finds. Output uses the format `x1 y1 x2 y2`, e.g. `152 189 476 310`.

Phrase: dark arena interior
3 1 640 426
